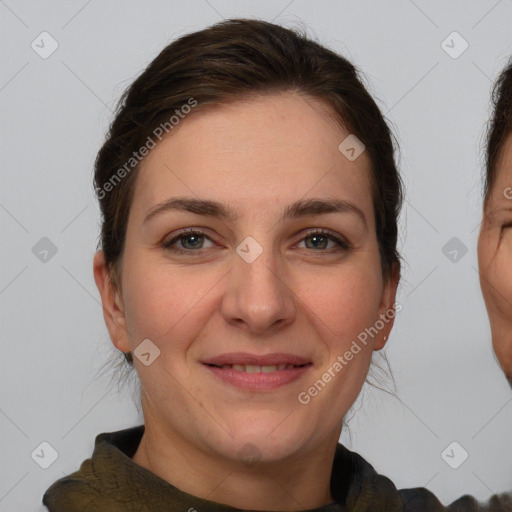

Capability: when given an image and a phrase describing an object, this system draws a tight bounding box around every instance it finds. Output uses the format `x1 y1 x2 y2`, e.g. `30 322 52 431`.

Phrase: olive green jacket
42 425 512 511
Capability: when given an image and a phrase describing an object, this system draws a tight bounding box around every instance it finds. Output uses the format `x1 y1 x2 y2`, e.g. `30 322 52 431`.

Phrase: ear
93 250 131 353
373 263 400 351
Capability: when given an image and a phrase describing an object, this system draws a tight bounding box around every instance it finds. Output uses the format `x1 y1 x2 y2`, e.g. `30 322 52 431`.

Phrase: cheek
292 264 382 419
120 242 384 361
480 231 512 316
298 260 384 345
121 255 228 350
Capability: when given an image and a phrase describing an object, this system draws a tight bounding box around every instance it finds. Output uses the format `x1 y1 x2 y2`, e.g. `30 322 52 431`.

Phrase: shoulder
42 457 124 512
338 444 512 511
400 488 512 511
42 426 144 512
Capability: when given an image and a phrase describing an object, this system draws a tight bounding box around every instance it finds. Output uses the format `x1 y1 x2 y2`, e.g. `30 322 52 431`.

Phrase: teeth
216 363 302 372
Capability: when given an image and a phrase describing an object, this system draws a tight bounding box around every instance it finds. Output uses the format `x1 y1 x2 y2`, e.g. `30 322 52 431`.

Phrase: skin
94 91 398 510
478 134 512 381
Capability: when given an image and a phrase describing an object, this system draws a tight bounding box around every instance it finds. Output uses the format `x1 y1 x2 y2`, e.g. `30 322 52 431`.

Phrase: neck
132 406 338 510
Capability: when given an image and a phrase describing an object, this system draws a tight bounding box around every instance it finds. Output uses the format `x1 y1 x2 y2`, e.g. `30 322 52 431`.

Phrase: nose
220 244 297 335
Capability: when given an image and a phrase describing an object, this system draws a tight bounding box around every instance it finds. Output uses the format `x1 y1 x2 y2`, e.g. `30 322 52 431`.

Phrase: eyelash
162 228 350 255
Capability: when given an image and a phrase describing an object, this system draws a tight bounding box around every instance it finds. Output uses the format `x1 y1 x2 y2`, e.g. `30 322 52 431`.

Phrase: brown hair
484 60 512 204
93 18 403 365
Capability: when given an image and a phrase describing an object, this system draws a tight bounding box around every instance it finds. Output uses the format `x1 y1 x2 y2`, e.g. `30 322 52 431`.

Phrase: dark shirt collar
45 425 357 511
46 424 484 511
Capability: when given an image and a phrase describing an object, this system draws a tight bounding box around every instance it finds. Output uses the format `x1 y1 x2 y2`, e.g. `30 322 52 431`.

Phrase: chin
216 420 310 463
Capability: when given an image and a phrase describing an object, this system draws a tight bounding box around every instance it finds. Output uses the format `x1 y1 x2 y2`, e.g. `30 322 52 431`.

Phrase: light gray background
2 1 512 510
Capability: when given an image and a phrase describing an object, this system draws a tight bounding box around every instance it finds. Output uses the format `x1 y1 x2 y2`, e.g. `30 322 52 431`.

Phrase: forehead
132 92 374 219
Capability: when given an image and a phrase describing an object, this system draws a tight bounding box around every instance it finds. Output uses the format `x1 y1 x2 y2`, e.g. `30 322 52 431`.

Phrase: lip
203 364 312 391
201 352 313 392
201 352 311 366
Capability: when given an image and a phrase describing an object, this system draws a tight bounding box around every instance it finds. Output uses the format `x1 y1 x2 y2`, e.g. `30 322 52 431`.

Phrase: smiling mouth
204 363 311 373
203 361 313 391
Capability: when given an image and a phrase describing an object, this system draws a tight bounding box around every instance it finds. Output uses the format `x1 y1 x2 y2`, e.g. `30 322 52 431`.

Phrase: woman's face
478 134 512 380
95 92 398 463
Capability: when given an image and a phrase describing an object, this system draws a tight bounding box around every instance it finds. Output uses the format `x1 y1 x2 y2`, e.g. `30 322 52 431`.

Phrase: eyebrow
143 197 367 227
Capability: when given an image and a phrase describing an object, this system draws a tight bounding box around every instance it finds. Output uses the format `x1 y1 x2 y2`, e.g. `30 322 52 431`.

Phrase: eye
296 229 350 252
162 228 350 256
162 229 216 254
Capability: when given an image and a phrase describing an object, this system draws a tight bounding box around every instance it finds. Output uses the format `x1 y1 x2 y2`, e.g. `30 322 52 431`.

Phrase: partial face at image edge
479 134 512 384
